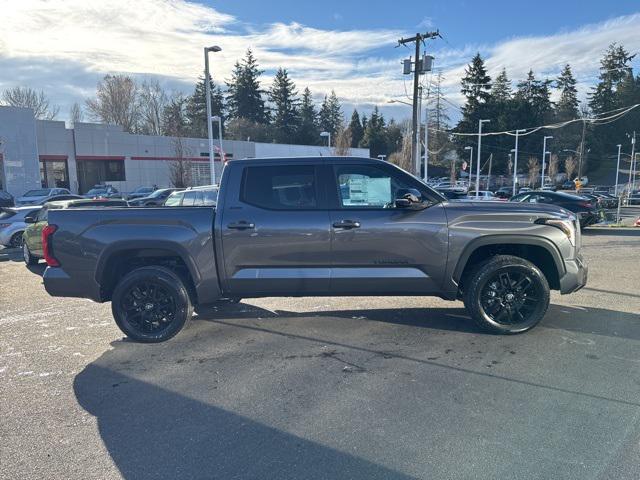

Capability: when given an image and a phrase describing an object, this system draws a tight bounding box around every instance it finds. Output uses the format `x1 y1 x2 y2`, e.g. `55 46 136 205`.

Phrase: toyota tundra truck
41 157 587 342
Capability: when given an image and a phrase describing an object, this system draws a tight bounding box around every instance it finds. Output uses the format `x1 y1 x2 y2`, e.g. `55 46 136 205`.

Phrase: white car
16 187 71 206
0 206 42 247
467 191 497 201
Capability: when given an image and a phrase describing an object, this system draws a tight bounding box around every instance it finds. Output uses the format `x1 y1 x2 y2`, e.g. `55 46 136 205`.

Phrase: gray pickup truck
42 157 587 342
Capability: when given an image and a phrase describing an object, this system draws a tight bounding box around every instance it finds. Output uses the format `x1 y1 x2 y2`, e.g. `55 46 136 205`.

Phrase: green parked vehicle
22 198 128 265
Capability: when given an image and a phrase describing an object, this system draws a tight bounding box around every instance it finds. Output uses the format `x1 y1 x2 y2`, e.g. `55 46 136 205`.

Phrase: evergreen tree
348 109 364 148
360 106 387 158
491 69 512 102
318 91 343 136
226 49 268 124
460 53 492 114
296 87 319 145
589 43 634 114
269 68 300 144
184 74 224 138
555 64 579 120
162 94 188 137
384 119 403 157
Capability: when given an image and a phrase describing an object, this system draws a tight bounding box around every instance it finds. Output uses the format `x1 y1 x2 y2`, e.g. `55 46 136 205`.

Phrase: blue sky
1 0 639 122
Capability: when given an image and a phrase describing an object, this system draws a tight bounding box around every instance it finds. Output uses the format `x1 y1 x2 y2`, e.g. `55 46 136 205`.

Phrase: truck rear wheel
463 255 550 334
112 266 193 343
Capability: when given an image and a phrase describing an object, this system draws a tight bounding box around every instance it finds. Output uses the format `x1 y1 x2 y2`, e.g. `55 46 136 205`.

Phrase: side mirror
394 188 423 208
24 215 36 224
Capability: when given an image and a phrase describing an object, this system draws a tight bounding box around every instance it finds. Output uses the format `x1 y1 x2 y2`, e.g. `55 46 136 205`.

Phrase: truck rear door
219 161 331 296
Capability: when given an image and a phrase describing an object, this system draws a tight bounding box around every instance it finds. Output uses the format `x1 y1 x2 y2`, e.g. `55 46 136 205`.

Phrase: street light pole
212 116 224 165
512 129 525 196
541 135 553 188
627 131 636 195
615 144 622 197
476 119 490 197
204 45 221 185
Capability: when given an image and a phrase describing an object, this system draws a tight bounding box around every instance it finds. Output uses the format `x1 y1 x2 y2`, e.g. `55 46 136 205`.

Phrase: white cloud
0 0 638 121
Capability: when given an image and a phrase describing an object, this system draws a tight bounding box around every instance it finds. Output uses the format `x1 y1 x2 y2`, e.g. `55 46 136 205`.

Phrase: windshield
133 187 154 193
87 188 107 195
23 189 52 197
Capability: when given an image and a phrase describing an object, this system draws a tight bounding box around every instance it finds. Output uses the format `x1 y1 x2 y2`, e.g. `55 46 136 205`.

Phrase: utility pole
627 131 636 194
541 135 553 188
615 144 622 197
476 119 490 197
423 107 429 181
512 129 525 196
416 86 422 177
577 119 586 180
397 31 439 175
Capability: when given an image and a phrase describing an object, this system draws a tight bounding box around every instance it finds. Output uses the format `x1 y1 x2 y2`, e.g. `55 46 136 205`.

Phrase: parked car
22 198 128 265
42 156 587 342
15 187 72 206
0 206 41 248
518 187 532 193
0 190 14 208
494 187 513 199
31 194 84 205
438 190 467 200
466 191 497 201
627 193 640 205
561 180 575 190
510 190 599 228
164 185 218 207
127 188 183 207
583 193 617 209
541 183 557 192
593 185 611 194
84 185 121 199
126 186 157 201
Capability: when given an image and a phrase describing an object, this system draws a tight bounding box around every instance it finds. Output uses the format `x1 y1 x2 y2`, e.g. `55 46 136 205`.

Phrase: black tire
462 255 550 334
23 242 38 265
111 266 193 343
10 231 24 248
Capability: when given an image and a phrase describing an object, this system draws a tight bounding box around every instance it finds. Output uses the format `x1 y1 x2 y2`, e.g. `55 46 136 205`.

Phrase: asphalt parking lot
1 229 639 480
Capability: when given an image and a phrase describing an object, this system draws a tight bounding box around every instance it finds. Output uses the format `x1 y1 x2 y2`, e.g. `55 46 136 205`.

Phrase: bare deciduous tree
565 156 577 181
527 157 540 187
169 137 192 188
388 125 412 173
138 80 168 136
332 124 352 156
1 86 59 120
69 102 83 125
86 75 139 133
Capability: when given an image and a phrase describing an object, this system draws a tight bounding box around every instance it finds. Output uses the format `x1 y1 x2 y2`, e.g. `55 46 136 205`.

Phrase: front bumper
559 254 588 294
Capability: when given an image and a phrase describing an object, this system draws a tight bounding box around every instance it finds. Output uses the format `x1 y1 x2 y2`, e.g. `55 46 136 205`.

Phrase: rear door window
182 191 197 206
242 165 318 210
164 192 184 206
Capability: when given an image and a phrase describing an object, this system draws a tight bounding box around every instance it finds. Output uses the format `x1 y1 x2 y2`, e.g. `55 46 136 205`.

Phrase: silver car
15 187 72 206
0 206 42 248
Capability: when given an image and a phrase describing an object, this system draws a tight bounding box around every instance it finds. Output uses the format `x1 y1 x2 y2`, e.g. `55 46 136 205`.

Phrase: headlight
535 217 576 246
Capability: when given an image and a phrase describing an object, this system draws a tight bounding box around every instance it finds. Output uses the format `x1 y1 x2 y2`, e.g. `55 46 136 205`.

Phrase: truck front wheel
112 266 193 343
463 255 550 334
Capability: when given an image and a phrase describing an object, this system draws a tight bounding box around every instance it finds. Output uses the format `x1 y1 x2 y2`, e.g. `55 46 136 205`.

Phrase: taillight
42 224 60 267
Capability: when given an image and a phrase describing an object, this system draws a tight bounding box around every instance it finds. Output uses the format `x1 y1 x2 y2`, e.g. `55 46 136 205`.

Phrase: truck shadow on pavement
73 364 417 480
74 301 639 479
194 302 640 341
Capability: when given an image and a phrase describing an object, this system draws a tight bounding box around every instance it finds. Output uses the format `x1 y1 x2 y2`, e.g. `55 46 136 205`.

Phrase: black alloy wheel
463 255 550 334
112 266 193 342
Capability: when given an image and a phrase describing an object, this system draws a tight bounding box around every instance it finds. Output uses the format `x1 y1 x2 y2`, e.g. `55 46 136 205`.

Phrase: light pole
204 45 221 185
320 131 331 147
541 135 553 188
476 119 490 197
512 129 525 196
615 144 622 196
464 146 473 185
212 115 224 165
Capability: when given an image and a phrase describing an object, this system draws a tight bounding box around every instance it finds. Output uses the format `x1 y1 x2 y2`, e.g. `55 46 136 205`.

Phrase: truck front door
328 162 448 294
219 162 331 296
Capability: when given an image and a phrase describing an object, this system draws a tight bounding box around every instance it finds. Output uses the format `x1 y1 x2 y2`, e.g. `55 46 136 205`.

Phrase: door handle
227 221 255 230
333 220 360 229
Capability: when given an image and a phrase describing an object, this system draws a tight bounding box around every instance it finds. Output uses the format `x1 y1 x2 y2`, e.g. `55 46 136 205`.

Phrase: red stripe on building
75 155 126 161
39 154 69 161
129 156 222 162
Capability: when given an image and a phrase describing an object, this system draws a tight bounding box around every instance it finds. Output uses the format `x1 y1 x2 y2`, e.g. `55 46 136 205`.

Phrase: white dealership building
0 106 369 197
